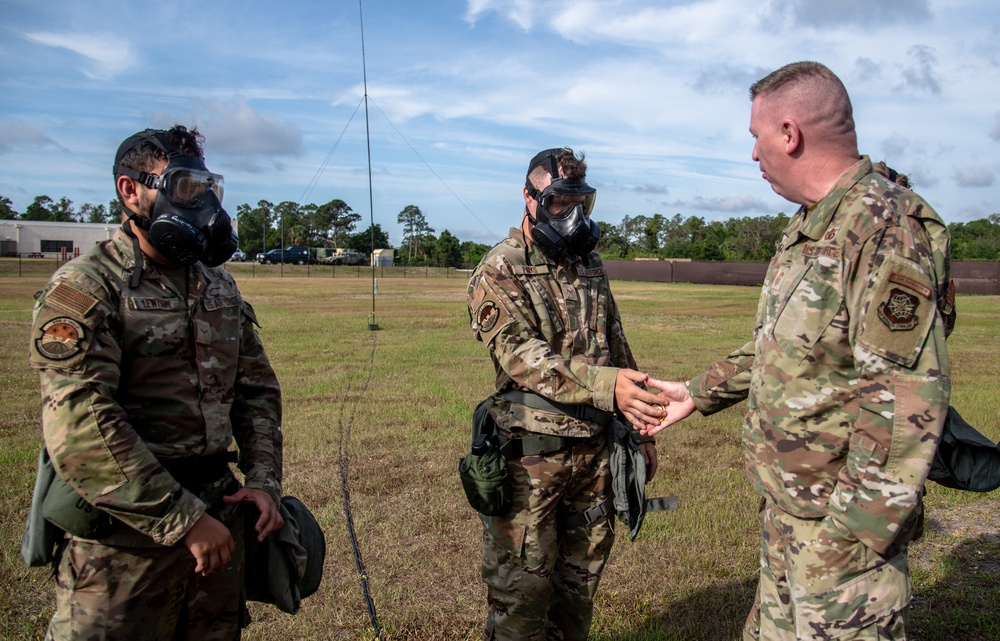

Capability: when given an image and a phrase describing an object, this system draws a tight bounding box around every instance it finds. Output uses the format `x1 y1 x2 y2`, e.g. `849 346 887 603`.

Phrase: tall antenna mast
360 0 379 331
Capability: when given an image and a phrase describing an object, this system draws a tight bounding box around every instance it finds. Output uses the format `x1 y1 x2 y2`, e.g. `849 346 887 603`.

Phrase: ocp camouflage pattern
468 227 640 640
29 228 283 547
480 432 614 641
687 156 951 555
467 227 638 438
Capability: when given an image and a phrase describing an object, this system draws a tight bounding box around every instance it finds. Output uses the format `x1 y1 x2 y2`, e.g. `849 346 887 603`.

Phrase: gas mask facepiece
115 130 238 268
525 149 600 260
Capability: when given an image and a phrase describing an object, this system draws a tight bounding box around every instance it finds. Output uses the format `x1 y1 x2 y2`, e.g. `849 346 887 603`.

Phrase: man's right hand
183 513 235 576
641 378 697 436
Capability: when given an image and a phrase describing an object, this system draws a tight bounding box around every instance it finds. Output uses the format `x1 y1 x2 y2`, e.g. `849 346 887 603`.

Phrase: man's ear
116 175 141 212
781 119 802 155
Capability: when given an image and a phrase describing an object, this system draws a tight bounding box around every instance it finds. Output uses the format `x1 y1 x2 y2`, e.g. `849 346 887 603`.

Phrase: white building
0 220 119 258
372 248 394 267
1 218 241 258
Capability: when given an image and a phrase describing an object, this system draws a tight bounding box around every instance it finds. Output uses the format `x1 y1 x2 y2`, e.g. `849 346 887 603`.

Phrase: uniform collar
787 155 873 244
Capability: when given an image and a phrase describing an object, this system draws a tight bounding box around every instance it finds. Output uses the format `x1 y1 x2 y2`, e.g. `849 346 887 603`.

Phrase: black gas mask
115 130 238 269
525 149 600 260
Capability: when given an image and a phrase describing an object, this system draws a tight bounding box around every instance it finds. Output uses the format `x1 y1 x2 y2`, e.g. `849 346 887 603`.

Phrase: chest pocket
195 295 242 363
769 252 843 364
524 276 566 338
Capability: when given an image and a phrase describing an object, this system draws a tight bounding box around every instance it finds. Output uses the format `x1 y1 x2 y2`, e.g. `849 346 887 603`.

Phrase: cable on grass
336 329 384 639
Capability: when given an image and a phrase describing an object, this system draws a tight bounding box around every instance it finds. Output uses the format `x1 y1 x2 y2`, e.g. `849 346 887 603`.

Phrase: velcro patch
888 272 931 299
802 244 841 260
512 265 550 275
576 264 606 278
204 295 240 311
47 282 97 316
35 318 86 360
877 288 920 331
476 301 500 333
128 297 181 311
859 254 936 367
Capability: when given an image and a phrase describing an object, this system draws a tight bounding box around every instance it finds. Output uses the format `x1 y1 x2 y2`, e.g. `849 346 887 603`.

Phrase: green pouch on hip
42 471 115 540
459 440 511 516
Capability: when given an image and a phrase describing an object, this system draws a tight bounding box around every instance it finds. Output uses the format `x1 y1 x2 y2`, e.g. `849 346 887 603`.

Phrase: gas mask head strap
114 129 173 288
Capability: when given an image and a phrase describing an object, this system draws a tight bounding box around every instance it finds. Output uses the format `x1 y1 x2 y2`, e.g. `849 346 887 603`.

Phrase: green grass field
1 273 997 640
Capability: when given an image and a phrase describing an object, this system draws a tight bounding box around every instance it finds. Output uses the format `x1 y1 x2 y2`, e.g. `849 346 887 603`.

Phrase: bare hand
223 487 284 542
614 369 673 431
639 441 658 482
641 378 697 436
183 513 235 576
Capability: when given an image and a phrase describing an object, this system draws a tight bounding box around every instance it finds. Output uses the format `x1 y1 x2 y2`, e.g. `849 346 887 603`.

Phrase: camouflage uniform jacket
686 156 952 554
29 228 283 547
468 227 638 438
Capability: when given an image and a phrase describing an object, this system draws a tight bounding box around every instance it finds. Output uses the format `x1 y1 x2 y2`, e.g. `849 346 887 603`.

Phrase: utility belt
493 389 613 459
459 390 677 537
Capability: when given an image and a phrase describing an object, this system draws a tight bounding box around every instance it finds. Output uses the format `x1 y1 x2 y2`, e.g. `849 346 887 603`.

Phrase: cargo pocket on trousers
481 518 526 596
793 552 911 640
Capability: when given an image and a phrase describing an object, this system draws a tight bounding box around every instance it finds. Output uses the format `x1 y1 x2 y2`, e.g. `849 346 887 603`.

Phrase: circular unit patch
36 318 86 360
476 301 500 333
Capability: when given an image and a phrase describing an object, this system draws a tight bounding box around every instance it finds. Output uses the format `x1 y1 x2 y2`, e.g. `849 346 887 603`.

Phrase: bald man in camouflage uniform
468 148 668 640
30 125 283 640
644 62 953 640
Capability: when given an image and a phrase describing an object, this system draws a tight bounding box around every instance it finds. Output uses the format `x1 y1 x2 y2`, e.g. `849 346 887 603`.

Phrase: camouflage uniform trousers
743 500 912 641
46 506 246 641
481 430 614 641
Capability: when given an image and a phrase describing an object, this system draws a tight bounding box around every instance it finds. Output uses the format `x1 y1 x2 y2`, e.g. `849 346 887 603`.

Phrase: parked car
257 246 314 265
229 249 246 262
323 250 367 266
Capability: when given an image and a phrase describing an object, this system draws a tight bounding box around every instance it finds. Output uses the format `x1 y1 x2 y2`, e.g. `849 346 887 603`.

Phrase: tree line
3 194 998 264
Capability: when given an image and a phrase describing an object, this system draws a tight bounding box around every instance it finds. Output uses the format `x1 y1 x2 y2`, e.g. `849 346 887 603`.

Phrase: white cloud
464 0 536 30
990 112 1000 142
23 31 134 79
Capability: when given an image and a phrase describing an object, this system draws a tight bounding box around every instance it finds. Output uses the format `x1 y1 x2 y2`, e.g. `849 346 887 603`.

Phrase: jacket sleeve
829 221 950 554
685 339 756 415
30 277 206 546
231 299 283 507
468 259 619 413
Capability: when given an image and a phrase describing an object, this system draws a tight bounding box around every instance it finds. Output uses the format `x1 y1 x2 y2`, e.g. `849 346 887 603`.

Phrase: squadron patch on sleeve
859 255 936 367
877 288 920 331
476 301 500 333
35 318 86 360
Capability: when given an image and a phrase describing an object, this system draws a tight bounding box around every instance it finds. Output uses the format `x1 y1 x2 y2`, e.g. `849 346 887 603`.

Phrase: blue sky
1 0 998 247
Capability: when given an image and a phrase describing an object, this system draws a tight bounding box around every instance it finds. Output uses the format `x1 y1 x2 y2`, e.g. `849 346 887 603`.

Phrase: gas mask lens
157 169 224 208
543 192 595 218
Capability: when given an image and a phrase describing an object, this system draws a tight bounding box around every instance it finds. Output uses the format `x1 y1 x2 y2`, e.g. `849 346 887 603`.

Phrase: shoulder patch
476 301 500 333
47 282 98 317
35 318 86 360
859 254 936 367
877 288 920 331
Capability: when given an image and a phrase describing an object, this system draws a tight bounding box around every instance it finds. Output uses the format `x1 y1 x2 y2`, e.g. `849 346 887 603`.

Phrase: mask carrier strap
121 209 147 288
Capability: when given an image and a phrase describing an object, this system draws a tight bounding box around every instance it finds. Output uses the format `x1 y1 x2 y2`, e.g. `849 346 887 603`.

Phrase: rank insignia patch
877 288 919 331
476 301 499 333
35 318 85 360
